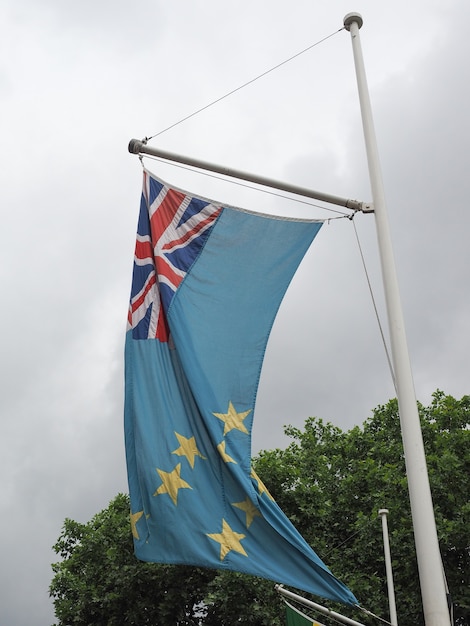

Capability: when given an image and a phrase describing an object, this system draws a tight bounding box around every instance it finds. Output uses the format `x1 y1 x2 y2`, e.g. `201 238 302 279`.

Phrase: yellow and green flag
285 602 327 626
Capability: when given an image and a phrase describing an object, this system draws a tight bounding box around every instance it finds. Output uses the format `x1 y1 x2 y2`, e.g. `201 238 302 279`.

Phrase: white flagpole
343 13 450 626
378 509 398 626
276 585 367 626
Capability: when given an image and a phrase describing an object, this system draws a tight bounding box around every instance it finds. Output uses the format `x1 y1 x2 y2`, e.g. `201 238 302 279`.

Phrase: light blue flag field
124 169 357 605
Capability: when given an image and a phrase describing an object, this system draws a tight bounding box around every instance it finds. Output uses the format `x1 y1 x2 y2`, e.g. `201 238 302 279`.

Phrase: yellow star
172 432 206 468
213 401 251 436
251 469 274 500
154 463 192 505
207 519 248 560
130 510 143 539
217 440 237 464
232 497 262 528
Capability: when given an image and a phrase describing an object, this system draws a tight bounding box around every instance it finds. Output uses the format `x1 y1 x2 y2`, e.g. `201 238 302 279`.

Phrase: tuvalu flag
124 169 357 605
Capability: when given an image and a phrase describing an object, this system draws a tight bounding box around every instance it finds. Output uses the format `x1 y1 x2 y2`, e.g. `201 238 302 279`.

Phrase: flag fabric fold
124 169 357 605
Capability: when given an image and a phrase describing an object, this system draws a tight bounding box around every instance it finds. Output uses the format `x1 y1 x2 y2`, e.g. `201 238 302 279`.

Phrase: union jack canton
127 171 222 342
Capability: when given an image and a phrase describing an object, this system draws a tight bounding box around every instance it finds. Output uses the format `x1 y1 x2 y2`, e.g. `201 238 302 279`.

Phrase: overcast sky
1 1 469 624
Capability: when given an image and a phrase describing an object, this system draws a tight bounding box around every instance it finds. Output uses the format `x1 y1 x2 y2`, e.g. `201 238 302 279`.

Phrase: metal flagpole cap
343 12 363 30
378 509 389 516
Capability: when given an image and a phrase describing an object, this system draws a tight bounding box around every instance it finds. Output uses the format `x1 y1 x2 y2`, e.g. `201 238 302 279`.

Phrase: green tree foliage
49 493 215 625
50 391 469 626
255 390 469 625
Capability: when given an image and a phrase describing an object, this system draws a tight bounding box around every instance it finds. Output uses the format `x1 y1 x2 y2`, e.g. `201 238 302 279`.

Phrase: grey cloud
1 2 469 624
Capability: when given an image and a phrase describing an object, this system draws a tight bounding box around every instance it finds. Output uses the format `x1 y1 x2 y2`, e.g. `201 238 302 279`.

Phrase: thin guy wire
143 154 352 217
322 516 376 558
144 27 344 141
352 219 397 392
320 518 394 626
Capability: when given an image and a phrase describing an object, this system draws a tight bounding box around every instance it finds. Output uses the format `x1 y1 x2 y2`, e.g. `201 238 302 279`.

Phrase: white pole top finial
343 13 363 30
378 509 389 516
